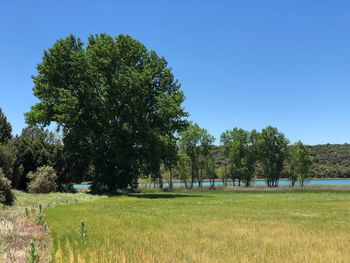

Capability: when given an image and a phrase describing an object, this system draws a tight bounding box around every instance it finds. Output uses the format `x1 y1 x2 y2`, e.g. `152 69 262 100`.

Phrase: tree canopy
290 141 312 186
256 126 289 187
25 34 187 191
178 122 215 188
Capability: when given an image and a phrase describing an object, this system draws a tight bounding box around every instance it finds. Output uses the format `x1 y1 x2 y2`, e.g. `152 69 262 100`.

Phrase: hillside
213 144 350 178
308 144 350 178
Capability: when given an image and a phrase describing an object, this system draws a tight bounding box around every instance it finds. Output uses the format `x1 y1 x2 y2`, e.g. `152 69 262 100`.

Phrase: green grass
45 189 350 263
0 190 103 261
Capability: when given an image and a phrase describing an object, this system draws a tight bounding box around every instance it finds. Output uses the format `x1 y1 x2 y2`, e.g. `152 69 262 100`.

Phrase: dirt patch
2 216 51 263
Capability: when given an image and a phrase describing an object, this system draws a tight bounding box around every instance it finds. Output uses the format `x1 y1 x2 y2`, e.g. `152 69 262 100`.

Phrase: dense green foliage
15 126 66 189
45 190 350 262
0 141 20 185
257 126 289 186
0 108 12 144
27 165 58 193
26 34 187 191
290 141 312 186
0 120 66 192
213 143 350 179
308 144 350 178
178 122 215 188
0 126 65 190
0 168 15 206
178 125 291 187
220 128 258 186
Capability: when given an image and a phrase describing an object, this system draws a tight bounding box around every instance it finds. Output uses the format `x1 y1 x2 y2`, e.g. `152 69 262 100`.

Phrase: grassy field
45 189 350 263
0 191 102 262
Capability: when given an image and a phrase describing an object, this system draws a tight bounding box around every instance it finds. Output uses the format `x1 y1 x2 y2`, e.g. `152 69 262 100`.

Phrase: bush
27 166 57 193
0 168 15 205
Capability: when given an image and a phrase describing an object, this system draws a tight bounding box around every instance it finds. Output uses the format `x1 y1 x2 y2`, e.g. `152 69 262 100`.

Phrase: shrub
0 168 15 205
27 166 57 193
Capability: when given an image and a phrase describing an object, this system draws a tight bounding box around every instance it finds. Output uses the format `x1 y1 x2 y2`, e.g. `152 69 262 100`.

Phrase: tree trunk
191 172 194 189
169 169 173 189
159 177 163 189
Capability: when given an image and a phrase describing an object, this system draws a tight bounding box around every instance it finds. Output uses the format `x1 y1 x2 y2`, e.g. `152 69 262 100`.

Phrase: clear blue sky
1 1 349 145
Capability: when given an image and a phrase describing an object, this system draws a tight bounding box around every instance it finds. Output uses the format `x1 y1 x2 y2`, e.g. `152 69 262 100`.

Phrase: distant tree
176 152 191 187
206 155 216 188
226 128 258 187
0 108 12 144
228 128 248 186
179 122 202 188
216 167 226 185
179 123 215 188
242 129 258 187
0 143 15 181
290 141 312 186
198 129 215 187
15 126 65 190
159 136 179 189
0 141 23 187
257 126 289 187
0 168 15 206
220 130 233 186
25 34 187 191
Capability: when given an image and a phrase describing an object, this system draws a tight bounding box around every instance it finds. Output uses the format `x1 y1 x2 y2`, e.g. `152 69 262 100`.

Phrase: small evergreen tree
0 108 12 144
0 168 15 206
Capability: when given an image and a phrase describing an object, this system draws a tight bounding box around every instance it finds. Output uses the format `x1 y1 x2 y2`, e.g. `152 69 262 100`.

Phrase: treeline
212 144 350 179
0 108 70 195
153 123 311 188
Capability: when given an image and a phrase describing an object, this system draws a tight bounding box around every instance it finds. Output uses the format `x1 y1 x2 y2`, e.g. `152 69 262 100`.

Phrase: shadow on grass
127 193 210 199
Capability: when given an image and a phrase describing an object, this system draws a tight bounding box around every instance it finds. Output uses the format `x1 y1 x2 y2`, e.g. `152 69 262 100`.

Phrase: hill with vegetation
213 144 350 179
308 144 350 178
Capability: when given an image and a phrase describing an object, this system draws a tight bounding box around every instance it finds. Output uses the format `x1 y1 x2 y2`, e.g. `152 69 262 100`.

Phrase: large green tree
257 126 289 187
290 141 312 186
26 34 187 191
0 108 12 144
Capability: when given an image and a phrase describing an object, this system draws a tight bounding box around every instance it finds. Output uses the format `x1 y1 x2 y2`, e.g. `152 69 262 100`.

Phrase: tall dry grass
46 190 350 262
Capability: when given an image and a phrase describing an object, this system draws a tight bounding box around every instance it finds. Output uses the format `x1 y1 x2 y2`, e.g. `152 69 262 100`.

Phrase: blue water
73 179 350 189
73 184 91 189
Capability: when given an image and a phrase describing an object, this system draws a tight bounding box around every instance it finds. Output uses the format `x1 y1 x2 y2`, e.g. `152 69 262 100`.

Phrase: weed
28 241 38 263
80 220 87 245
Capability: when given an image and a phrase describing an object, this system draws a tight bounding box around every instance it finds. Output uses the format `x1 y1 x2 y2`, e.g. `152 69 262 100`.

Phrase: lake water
73 179 350 189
